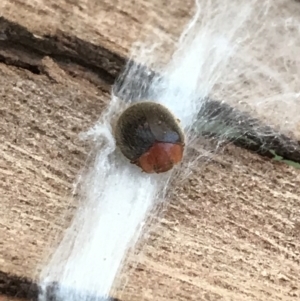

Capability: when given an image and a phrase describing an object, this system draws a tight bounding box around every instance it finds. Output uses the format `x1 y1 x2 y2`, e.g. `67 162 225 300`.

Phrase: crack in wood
0 15 300 301
0 16 124 85
0 17 300 162
0 272 120 301
115 61 300 163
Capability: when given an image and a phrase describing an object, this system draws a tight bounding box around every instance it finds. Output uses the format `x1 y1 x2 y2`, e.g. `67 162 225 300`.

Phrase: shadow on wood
0 272 120 301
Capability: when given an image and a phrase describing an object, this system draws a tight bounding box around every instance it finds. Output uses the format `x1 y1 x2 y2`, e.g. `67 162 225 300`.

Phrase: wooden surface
2 0 300 138
0 0 300 300
1 16 299 163
0 295 27 301
1 0 194 57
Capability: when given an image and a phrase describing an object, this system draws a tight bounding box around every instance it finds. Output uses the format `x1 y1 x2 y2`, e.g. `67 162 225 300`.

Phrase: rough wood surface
0 1 300 301
0 295 28 301
1 0 193 56
1 16 300 163
2 0 300 140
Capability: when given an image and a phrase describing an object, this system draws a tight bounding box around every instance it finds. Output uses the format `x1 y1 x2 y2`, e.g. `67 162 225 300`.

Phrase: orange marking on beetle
134 142 184 174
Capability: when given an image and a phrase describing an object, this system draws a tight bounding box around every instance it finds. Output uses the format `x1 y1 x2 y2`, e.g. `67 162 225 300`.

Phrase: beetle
114 101 185 174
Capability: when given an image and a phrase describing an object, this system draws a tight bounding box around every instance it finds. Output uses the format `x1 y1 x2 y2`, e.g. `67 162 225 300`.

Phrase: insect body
115 101 185 174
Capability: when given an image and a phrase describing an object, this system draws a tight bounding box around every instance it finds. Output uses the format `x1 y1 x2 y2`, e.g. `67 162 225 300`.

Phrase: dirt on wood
0 1 300 301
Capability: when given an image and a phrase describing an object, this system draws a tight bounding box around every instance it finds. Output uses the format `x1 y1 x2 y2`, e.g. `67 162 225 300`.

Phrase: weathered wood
0 49 299 301
0 0 193 57
0 16 124 87
0 294 28 301
0 1 300 301
1 17 300 163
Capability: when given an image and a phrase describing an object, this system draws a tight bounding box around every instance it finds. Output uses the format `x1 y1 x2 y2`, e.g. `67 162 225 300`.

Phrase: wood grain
0 1 300 301
1 17 299 162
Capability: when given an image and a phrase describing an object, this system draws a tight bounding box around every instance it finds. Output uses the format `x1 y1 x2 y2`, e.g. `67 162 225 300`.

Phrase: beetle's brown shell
115 101 185 173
